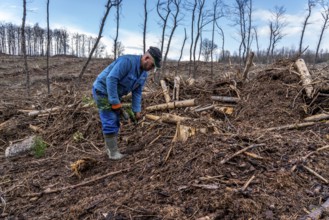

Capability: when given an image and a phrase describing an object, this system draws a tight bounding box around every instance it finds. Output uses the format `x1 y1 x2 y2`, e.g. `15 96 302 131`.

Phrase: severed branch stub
211 96 240 103
172 76 180 101
160 80 171 103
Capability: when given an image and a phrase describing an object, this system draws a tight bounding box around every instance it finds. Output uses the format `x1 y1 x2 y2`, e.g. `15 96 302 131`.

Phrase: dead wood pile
0 59 329 219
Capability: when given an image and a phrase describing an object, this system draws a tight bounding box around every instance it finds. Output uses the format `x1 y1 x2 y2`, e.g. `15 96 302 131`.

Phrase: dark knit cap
148 46 162 68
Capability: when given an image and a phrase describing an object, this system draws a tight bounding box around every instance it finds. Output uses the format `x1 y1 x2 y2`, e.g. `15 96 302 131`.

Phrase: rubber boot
104 134 124 160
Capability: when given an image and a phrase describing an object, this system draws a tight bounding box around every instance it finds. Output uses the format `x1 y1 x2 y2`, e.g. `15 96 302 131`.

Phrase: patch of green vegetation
32 136 47 158
73 131 84 142
82 95 96 107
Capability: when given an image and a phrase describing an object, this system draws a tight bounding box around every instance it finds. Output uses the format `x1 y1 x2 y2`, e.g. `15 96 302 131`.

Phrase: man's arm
106 58 131 105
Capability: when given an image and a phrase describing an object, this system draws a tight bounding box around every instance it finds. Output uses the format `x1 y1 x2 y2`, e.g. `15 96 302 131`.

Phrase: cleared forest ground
1 54 329 219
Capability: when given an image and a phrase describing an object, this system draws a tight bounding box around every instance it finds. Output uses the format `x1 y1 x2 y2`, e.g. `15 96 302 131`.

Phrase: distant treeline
0 22 107 58
0 21 329 64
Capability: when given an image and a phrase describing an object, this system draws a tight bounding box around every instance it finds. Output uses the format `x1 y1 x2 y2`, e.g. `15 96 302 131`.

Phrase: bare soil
0 54 329 220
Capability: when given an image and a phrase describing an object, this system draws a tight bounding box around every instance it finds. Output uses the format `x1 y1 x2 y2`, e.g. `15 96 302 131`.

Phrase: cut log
172 76 180 101
294 58 313 98
145 113 191 124
243 51 255 80
211 96 240 103
160 80 171 103
145 99 196 112
304 113 329 122
5 135 36 157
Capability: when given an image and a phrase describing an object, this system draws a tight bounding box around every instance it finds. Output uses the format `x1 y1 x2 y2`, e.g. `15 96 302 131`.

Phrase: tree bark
160 80 171 103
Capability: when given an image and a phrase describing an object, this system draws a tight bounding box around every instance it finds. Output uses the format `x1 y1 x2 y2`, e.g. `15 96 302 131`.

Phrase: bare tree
187 0 197 77
163 0 183 67
299 0 317 54
79 0 121 79
315 0 329 62
216 24 225 62
177 27 187 67
253 27 259 58
142 0 148 54
46 0 50 94
157 0 171 56
267 6 287 63
112 41 125 57
232 0 252 65
113 0 121 60
210 0 224 76
193 0 210 78
21 0 30 96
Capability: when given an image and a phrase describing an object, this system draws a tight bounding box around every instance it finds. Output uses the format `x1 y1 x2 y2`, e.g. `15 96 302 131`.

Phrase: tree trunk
21 0 30 97
78 0 117 79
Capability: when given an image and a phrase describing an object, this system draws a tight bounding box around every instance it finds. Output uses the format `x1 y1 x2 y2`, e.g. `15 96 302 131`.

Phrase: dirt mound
1 58 329 219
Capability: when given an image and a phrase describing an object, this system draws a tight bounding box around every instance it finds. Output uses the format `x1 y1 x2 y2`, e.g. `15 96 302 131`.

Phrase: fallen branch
241 175 256 191
304 113 329 122
220 143 265 164
211 96 240 103
302 165 329 184
145 99 197 112
25 168 129 197
264 122 317 132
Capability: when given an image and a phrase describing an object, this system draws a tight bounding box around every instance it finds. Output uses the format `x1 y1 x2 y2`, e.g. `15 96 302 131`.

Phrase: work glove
111 103 122 112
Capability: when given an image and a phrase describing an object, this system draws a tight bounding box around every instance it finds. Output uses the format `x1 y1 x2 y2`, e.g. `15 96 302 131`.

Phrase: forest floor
0 54 329 220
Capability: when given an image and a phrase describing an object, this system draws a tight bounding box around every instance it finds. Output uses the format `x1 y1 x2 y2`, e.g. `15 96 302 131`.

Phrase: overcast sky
0 0 328 60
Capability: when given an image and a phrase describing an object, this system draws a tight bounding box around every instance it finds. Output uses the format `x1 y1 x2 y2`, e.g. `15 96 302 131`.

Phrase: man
92 46 162 160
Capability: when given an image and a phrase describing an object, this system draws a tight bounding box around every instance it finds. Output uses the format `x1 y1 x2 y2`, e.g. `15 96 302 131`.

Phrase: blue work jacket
93 55 148 113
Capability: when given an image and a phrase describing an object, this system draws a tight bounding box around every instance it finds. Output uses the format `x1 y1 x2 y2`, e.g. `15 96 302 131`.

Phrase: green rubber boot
104 134 124 160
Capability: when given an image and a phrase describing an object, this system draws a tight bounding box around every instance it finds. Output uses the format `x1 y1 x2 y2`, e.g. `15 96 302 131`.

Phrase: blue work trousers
92 86 120 135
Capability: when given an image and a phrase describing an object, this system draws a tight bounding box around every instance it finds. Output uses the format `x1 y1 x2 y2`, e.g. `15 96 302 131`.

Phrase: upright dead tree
79 0 120 79
231 0 253 65
315 0 329 63
21 0 30 96
113 0 121 60
177 28 187 68
46 0 51 94
155 0 171 83
163 0 183 68
192 0 210 78
210 0 224 76
299 0 317 54
157 0 171 59
142 0 148 54
187 0 197 77
216 24 225 62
